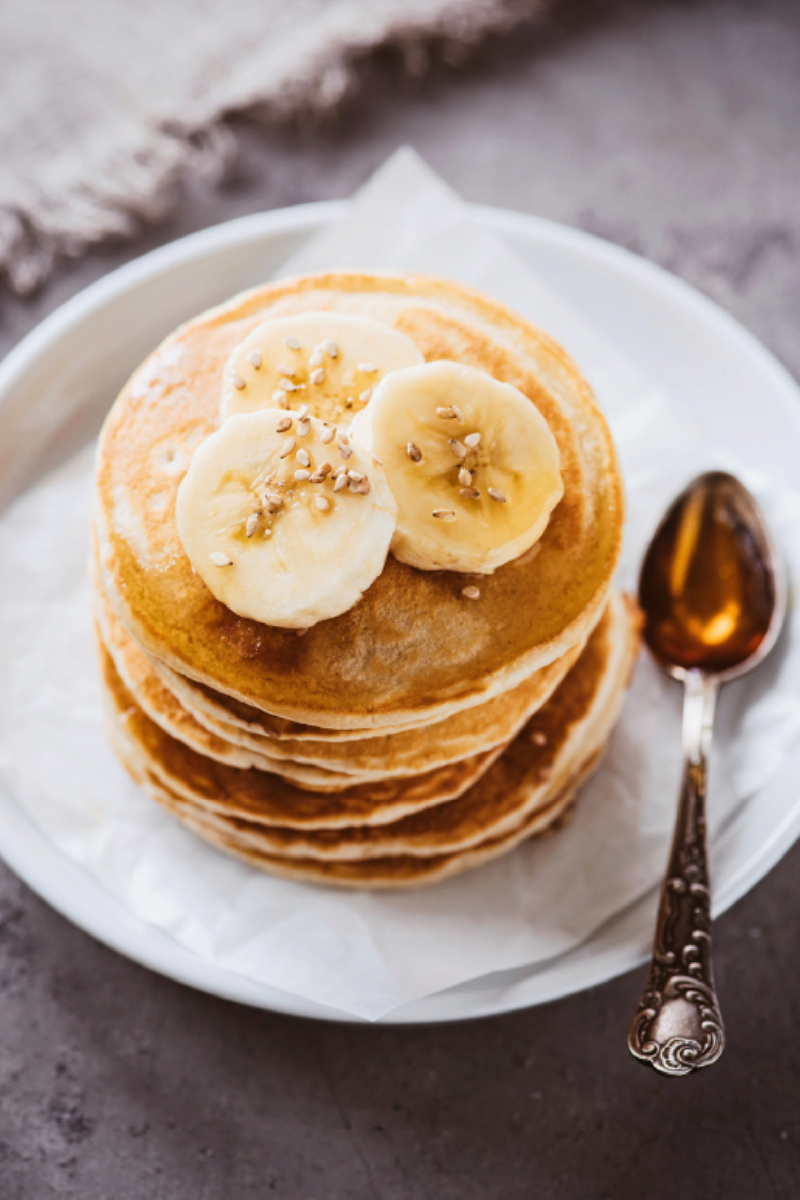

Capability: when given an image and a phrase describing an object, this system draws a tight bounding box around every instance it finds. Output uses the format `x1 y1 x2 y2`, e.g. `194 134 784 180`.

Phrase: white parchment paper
0 150 798 1021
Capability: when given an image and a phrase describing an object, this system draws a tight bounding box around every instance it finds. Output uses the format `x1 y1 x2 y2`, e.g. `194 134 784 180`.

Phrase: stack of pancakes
92 272 637 889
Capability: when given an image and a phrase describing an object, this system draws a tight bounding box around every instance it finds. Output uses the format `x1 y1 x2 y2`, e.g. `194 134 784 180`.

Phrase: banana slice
220 312 423 428
176 410 397 628
351 361 563 574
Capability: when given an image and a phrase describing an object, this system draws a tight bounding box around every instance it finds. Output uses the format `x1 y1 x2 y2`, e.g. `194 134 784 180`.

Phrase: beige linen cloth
0 0 542 294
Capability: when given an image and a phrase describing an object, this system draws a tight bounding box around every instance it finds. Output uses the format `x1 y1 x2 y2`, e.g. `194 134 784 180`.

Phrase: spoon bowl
639 471 785 682
628 471 785 1076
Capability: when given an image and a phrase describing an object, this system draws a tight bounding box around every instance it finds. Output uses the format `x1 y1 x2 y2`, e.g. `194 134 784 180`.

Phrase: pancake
105 591 639 851
94 271 624 729
127 590 639 865
96 626 367 790
104 652 510 830
94 559 589 779
138 749 603 891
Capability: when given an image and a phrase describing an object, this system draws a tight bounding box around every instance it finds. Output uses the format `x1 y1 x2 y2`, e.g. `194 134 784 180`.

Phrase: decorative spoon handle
628 671 725 1076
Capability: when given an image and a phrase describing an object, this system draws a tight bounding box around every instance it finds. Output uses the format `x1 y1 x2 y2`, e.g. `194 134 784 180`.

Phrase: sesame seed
279 378 296 391
488 488 507 503
407 442 422 463
246 350 262 368
309 347 324 368
294 469 311 481
277 364 295 377
358 362 377 373
338 444 353 460
297 403 309 419
349 477 371 495
459 487 480 499
347 470 363 482
210 551 232 566
452 405 465 423
462 586 480 600
359 388 373 403
321 426 336 445
315 495 330 512
322 340 338 358
283 337 301 350
465 432 481 448
232 373 246 390
530 731 547 746
310 368 325 385
296 449 310 468
279 438 296 458
432 508 457 521
273 390 289 408
312 462 333 480
333 465 347 478
276 417 293 433
436 406 457 420
246 513 259 538
458 467 472 486
338 431 349 444
297 420 310 438
261 490 283 513
449 439 467 461
333 474 348 492
345 397 354 407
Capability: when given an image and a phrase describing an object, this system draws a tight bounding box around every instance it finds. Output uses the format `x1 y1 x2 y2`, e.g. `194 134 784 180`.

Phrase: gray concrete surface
1 0 800 1195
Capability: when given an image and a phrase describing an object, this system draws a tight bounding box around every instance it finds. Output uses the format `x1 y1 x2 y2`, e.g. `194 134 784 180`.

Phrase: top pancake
94 271 623 729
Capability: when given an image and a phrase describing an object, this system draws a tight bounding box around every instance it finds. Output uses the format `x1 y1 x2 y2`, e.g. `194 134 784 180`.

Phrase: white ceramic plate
1 201 800 1024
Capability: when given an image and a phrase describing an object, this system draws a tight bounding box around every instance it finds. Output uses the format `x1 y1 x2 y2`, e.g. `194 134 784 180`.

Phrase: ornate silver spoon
628 471 785 1077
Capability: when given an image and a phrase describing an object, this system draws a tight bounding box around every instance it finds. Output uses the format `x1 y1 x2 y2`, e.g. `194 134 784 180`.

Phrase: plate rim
1 197 799 1024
